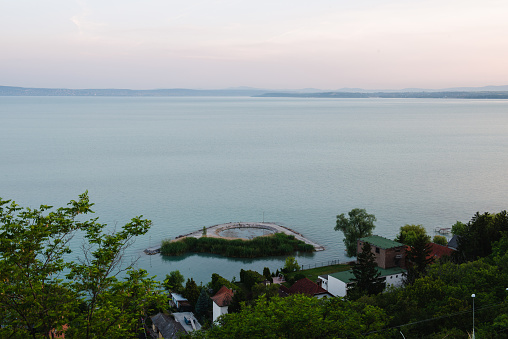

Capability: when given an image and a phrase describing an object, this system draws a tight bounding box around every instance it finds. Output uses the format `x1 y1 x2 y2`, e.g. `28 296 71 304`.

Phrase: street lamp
471 293 475 339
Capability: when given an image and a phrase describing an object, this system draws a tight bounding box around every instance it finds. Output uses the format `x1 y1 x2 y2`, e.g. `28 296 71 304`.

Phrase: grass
300 264 351 282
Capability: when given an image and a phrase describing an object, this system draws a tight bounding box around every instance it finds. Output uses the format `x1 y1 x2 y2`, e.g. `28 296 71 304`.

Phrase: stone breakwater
143 222 324 255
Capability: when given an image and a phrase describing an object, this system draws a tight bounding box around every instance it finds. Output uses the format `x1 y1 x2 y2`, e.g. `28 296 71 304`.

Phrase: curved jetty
144 222 324 255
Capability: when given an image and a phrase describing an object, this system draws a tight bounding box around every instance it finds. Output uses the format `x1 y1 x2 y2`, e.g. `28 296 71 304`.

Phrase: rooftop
289 278 330 296
210 286 234 307
329 266 406 283
359 235 405 249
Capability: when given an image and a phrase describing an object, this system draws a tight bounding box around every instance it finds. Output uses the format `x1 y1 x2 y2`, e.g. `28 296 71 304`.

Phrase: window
375 247 380 253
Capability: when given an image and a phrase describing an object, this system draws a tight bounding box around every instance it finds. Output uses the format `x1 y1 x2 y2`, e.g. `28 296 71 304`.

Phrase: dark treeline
160 233 314 258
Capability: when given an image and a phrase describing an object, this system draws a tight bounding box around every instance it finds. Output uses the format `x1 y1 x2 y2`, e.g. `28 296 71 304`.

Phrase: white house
318 266 406 297
210 286 234 323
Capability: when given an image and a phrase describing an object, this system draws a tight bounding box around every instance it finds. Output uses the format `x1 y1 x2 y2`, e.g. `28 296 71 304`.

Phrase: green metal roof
329 266 406 283
359 235 404 249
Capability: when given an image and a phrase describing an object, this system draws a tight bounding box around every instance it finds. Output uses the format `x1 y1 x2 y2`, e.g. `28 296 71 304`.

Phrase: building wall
327 276 348 297
357 241 405 269
212 302 229 323
384 272 404 287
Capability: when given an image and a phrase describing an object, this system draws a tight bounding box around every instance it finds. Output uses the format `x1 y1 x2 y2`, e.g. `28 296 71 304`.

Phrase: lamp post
471 293 475 339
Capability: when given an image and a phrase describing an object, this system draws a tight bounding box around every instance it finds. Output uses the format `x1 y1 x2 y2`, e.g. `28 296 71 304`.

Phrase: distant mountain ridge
1 85 508 97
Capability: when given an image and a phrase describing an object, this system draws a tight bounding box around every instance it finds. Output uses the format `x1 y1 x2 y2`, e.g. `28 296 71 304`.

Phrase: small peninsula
152 222 324 258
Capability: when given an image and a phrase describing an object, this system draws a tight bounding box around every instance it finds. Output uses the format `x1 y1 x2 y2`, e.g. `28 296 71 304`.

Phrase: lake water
1 96 507 284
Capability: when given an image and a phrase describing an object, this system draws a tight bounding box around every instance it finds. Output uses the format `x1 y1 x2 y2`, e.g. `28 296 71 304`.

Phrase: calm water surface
1 96 507 283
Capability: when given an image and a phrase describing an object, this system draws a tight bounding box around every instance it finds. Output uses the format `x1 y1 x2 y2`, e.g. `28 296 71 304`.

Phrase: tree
283 256 300 273
186 294 389 338
455 211 508 262
403 234 434 285
394 224 430 246
335 208 376 257
183 278 200 306
349 242 385 299
195 288 211 319
433 235 447 246
0 192 167 338
163 270 185 293
262 267 271 280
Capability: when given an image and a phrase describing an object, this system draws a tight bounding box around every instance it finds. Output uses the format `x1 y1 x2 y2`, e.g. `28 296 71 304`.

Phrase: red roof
405 243 455 261
428 243 454 259
210 286 234 307
288 278 329 296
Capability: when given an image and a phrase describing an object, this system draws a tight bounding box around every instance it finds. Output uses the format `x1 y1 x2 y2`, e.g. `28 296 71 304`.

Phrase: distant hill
0 86 273 97
255 91 508 99
2 85 508 97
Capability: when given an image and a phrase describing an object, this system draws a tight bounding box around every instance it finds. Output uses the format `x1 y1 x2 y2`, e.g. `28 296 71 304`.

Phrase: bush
160 233 314 258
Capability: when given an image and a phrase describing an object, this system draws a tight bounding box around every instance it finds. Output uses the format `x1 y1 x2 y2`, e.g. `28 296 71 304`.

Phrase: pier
143 222 324 255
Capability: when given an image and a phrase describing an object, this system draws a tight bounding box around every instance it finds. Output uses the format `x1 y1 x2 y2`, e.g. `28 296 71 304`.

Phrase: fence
300 259 349 271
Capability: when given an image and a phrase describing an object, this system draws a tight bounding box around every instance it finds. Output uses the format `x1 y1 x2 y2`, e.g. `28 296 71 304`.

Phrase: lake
1 96 507 284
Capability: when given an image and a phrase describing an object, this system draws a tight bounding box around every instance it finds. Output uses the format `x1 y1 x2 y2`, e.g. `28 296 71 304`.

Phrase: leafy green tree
432 235 447 246
394 224 430 246
210 273 237 294
251 282 279 300
451 221 467 236
335 208 376 257
186 294 390 338
239 269 265 290
283 256 300 273
183 278 200 306
163 270 185 293
349 242 384 299
0 192 167 339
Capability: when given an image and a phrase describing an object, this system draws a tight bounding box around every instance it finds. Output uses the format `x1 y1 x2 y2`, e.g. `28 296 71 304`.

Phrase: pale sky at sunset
1 0 507 90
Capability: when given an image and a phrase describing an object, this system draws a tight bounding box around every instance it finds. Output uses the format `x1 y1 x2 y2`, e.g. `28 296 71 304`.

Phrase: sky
1 0 508 90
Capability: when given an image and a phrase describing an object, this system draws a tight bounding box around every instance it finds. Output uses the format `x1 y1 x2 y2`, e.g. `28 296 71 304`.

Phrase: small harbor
144 222 324 255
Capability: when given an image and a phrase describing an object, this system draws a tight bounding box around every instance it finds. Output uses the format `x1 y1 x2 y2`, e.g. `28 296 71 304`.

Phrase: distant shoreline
254 91 508 99
2 85 508 99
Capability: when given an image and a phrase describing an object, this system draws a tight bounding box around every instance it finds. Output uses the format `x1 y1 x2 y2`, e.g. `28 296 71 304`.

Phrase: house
447 234 460 251
151 312 201 338
288 277 334 299
210 286 234 322
318 266 406 297
357 235 406 269
426 242 455 260
170 293 192 312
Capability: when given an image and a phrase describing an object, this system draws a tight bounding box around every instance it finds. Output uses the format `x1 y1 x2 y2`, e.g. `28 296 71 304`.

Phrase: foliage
240 269 265 290
335 208 376 257
455 211 508 262
349 242 384 299
163 270 185 293
283 256 300 273
251 283 279 300
451 220 467 236
262 267 272 281
394 224 430 246
183 278 200 306
210 273 237 295
432 235 447 246
195 287 211 318
160 232 314 258
0 192 167 339
186 294 389 339
403 234 434 285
